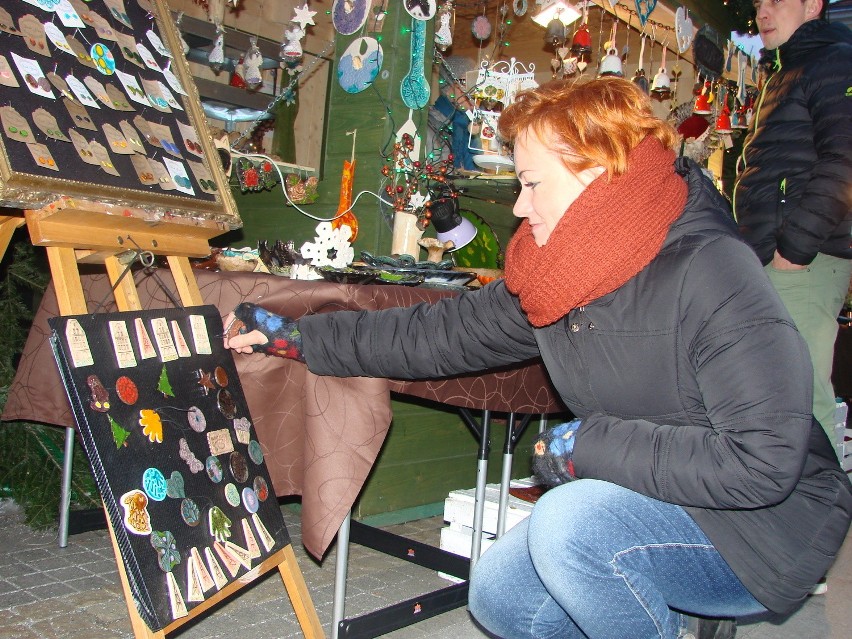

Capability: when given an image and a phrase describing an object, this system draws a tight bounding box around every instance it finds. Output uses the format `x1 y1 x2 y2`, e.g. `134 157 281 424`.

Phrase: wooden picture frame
0 0 240 230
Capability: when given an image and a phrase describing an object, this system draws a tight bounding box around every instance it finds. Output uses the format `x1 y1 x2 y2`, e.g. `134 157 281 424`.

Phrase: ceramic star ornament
292 4 317 30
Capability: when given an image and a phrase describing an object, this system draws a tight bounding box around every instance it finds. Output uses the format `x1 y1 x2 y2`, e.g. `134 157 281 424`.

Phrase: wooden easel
1 204 325 639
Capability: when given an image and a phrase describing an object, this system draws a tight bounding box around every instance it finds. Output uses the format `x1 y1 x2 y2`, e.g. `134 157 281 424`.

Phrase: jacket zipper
733 49 782 221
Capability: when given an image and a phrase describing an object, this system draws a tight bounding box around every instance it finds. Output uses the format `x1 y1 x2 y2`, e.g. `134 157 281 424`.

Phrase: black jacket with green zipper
733 19 852 265
301 161 852 614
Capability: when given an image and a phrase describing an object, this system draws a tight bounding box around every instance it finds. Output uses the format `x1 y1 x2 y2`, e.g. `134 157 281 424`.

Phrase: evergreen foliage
0 235 99 529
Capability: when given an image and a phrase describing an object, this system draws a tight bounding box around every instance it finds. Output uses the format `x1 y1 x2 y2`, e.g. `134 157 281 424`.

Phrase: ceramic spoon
401 18 430 110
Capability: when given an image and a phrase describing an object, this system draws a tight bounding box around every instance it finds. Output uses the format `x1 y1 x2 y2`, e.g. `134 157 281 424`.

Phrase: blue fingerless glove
532 419 582 486
232 302 305 362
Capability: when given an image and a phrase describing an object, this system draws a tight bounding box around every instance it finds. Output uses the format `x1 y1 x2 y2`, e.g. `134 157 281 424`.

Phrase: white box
438 478 538 582
442 478 537 536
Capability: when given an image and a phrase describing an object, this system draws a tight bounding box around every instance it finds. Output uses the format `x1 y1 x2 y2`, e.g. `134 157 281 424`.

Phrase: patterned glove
231 302 305 362
532 419 582 486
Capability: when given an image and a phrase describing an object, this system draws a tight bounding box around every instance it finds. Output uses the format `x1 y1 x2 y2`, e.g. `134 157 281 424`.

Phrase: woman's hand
222 303 305 362
223 313 268 353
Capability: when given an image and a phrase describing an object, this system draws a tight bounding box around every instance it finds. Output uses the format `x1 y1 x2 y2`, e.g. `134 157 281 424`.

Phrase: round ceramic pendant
187 406 207 432
214 366 229 387
404 0 437 20
224 483 241 507
337 37 383 94
116 376 138 405
181 498 200 526
142 468 167 501
217 388 237 419
248 440 264 465
229 451 249 483
90 43 116 76
242 487 260 513
206 455 223 483
254 476 269 502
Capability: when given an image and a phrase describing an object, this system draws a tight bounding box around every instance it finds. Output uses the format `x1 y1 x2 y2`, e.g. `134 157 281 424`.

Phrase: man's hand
771 250 808 271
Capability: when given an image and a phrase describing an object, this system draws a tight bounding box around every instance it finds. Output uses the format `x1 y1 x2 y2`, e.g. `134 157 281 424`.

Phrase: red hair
498 77 679 177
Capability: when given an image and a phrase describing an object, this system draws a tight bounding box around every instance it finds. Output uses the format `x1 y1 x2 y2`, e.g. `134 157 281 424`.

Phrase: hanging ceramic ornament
401 18 430 109
337 37 383 94
692 24 725 81
675 7 694 54
599 20 622 77
621 12 632 61
332 130 359 243
635 0 657 28
472 15 492 41
209 21 226 73
513 0 528 16
715 85 732 134
243 36 263 89
570 4 592 69
693 80 713 114
174 12 191 55
291 3 317 30
632 35 648 93
404 0 437 20
230 56 247 88
434 2 454 51
280 26 305 63
650 42 671 100
332 0 370 35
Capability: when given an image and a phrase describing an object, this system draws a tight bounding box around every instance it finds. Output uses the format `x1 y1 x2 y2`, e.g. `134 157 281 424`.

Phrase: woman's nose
513 191 531 218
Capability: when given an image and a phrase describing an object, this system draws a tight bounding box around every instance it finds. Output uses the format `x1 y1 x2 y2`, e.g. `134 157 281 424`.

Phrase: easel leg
278 545 326 638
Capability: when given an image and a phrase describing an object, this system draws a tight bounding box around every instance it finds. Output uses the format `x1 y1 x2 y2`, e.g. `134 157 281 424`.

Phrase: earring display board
49 305 289 632
0 0 239 230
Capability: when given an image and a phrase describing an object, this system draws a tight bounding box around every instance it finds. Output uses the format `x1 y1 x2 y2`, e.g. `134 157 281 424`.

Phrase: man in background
734 0 852 473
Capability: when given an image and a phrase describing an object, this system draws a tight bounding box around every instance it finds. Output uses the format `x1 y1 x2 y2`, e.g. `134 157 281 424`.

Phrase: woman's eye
524 181 538 189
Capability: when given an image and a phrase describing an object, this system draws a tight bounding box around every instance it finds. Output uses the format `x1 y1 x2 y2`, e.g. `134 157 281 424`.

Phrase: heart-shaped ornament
166 471 185 498
676 7 695 54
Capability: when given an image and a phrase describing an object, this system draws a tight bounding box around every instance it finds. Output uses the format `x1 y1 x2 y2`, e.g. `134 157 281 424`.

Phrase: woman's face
512 131 605 246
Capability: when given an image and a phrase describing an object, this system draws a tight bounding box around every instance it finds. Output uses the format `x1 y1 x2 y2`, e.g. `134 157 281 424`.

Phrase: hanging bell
693 81 713 114
650 67 671 100
632 68 648 94
598 47 623 77
570 23 592 56
545 18 566 47
715 105 733 134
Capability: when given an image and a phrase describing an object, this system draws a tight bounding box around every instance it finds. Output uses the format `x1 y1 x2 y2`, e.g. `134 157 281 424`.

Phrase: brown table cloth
2 269 562 558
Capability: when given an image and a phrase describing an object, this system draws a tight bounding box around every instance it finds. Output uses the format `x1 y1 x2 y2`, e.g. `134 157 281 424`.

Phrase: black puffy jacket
733 19 852 265
302 162 852 614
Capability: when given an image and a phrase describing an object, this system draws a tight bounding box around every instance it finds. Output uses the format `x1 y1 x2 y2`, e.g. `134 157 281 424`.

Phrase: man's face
754 0 822 50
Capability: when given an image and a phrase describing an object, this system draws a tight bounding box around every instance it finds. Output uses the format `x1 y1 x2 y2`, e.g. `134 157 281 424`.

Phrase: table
3 269 562 560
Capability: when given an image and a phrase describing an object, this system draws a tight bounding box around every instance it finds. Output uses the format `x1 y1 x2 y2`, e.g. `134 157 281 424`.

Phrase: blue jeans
468 480 767 638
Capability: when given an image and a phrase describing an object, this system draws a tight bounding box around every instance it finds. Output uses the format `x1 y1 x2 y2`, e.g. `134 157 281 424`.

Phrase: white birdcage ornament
468 58 537 173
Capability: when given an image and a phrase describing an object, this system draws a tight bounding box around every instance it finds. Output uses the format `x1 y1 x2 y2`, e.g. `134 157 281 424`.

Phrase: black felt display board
0 0 236 224
49 305 290 632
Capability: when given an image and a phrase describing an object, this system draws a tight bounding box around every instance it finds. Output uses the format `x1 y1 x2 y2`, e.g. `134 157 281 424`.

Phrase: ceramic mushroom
418 238 455 263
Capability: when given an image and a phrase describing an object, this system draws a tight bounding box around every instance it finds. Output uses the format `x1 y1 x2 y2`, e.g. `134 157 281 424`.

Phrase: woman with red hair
225 78 850 638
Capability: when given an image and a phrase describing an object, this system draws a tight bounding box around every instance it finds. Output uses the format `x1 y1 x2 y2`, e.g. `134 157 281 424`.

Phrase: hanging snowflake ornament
292 3 317 30
300 222 354 268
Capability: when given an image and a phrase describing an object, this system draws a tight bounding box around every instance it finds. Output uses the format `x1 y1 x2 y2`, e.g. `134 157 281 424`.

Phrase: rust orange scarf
504 136 687 327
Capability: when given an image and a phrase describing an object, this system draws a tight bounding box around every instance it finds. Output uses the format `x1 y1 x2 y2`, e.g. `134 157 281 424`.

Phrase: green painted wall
213 10 544 522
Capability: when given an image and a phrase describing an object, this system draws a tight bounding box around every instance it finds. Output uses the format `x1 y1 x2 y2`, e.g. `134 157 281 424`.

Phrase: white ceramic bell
598 47 623 77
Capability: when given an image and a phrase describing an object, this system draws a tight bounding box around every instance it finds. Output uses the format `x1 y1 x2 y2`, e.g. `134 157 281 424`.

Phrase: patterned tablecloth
2 269 562 558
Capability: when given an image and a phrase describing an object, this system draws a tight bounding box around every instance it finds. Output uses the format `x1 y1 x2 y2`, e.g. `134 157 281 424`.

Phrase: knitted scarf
504 136 687 327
